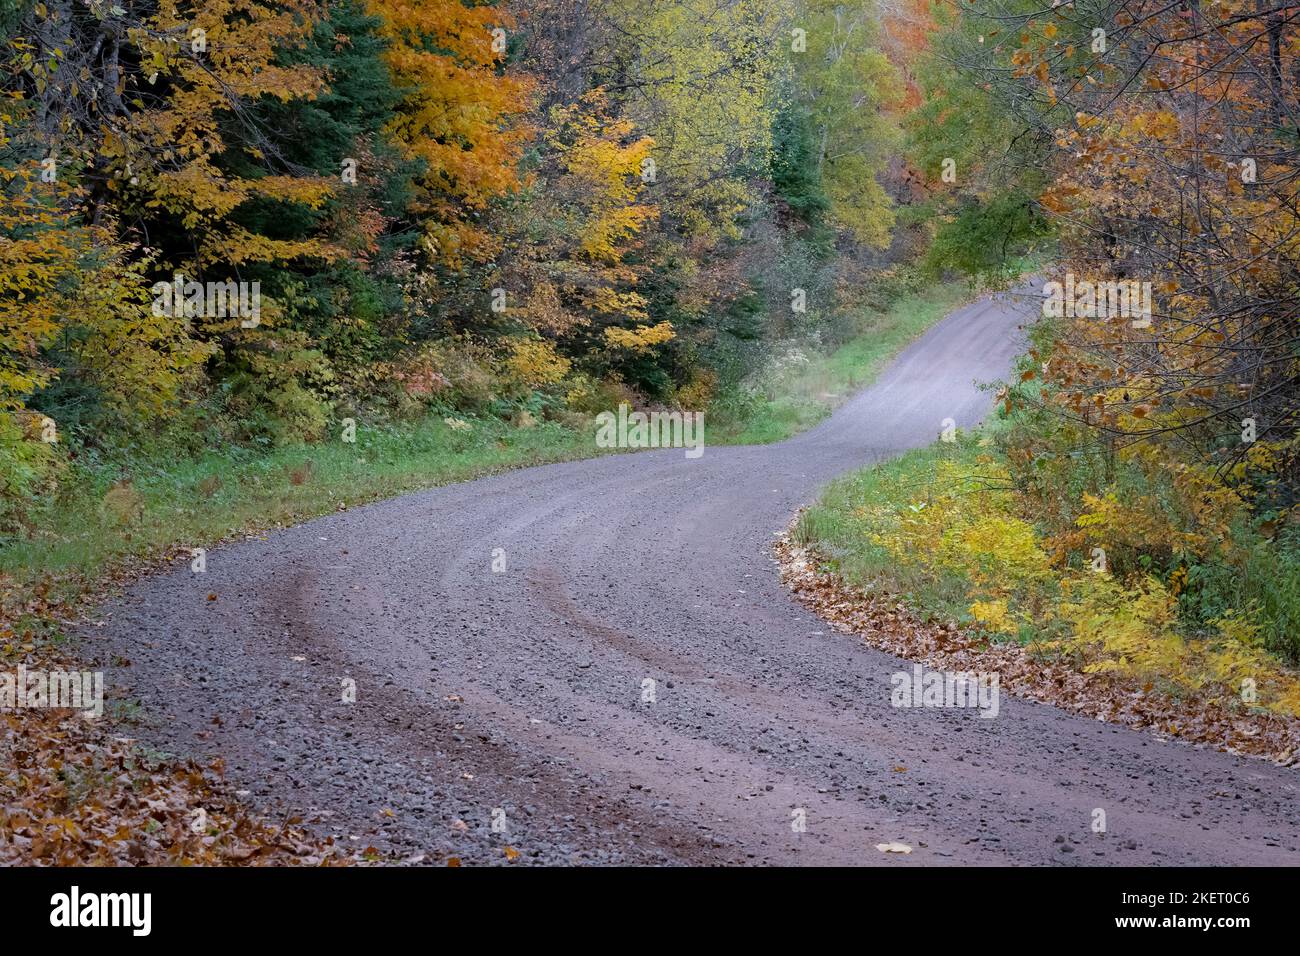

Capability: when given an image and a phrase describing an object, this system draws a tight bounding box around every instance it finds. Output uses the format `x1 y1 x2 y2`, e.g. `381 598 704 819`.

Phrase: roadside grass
2 417 599 637
713 281 971 444
793 439 977 624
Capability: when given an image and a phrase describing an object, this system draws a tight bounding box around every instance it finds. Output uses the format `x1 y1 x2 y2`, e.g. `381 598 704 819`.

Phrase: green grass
2 279 972 617
713 281 972 444
2 417 601 606
793 438 979 624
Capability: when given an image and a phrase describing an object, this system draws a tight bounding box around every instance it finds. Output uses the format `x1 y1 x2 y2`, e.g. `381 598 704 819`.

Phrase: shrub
423 340 501 412
503 338 571 390
0 413 62 533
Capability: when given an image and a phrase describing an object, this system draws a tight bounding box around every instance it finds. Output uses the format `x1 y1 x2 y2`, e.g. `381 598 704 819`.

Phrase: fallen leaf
875 842 912 854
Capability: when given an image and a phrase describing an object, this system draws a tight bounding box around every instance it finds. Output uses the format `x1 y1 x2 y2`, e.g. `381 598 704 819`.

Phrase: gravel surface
82 289 1300 865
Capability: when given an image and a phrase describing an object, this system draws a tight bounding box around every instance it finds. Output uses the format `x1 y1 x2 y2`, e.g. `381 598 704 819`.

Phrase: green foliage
3 413 599 581
713 281 968 443
791 0 903 248
218 333 333 446
904 0 1055 278
924 191 1050 282
770 103 831 245
0 412 60 533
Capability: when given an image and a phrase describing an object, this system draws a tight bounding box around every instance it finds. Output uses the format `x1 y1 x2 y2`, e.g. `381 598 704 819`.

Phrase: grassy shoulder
4 416 598 586
794 433 1300 720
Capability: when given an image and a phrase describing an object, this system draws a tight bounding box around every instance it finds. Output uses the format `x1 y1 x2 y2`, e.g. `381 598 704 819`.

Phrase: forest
1 0 926 474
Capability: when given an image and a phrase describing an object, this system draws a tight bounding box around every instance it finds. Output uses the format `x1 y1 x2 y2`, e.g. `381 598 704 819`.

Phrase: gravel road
86 289 1300 865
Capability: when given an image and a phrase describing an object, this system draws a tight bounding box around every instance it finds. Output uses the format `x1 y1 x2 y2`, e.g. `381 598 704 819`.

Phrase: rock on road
89 289 1300 865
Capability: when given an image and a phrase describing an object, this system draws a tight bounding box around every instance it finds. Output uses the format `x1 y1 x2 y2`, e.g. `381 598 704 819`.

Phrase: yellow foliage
504 338 570 388
1075 490 1207 558
370 0 532 267
1050 578 1300 717
602 0 783 236
674 368 717 410
861 448 1300 717
548 101 656 264
969 599 1017 637
1051 574 1184 676
0 168 206 417
590 287 650 320
870 458 1052 599
0 176 77 407
105 0 337 265
603 321 675 352
522 282 581 336
496 89 657 336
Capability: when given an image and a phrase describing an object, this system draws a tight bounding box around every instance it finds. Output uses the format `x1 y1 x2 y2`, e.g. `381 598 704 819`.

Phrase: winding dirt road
87 290 1300 865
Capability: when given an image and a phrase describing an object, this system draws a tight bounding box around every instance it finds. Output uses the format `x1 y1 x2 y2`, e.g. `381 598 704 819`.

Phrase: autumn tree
369 0 533 269
496 89 657 341
791 0 904 249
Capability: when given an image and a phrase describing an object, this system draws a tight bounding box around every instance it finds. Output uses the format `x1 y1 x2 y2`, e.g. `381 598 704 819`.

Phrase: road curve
88 290 1300 865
